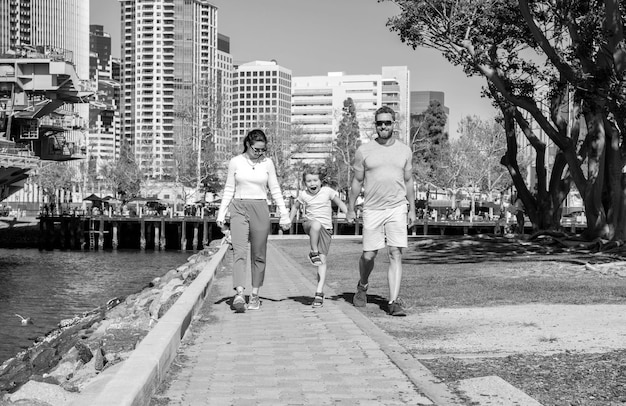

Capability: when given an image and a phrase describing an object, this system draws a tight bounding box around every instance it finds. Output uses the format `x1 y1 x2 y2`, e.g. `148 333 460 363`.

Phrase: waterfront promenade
149 239 452 405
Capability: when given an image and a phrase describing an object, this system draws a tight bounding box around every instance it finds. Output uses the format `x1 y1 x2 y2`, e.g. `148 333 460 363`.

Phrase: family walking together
216 106 415 316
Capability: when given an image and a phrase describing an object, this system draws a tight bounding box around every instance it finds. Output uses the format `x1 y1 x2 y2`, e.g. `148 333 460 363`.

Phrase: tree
173 81 223 193
32 162 76 214
411 99 449 187
248 114 309 193
100 141 142 202
385 0 626 240
326 98 361 196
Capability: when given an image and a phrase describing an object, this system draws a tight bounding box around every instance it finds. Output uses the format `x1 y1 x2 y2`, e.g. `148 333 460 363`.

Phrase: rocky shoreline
0 241 223 406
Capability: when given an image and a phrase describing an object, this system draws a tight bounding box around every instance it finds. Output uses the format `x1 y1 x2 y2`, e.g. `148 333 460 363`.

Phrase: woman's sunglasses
250 146 267 154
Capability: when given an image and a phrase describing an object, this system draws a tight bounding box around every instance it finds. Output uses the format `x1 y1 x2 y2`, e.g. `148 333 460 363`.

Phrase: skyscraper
119 0 219 179
292 66 411 163
0 0 89 80
214 33 233 163
232 60 292 154
90 25 112 81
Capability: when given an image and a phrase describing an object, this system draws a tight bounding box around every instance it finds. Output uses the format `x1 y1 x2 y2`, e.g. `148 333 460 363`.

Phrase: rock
93 348 106 372
8 381 78 406
73 343 92 365
158 292 183 318
0 248 218 404
0 358 32 392
8 400 54 406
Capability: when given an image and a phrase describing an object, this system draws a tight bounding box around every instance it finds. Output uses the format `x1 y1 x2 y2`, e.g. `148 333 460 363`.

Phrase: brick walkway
150 241 443 406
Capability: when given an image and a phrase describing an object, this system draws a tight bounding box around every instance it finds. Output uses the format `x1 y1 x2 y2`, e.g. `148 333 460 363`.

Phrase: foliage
247 114 309 193
411 99 449 186
32 162 76 203
173 81 224 193
326 98 361 195
385 0 626 240
100 141 142 202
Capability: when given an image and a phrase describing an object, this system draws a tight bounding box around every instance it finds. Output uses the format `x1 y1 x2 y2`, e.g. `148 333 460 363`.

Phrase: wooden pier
35 214 543 251
38 215 223 251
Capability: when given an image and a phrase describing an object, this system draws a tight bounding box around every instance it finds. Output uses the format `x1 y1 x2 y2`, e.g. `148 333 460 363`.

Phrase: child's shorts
303 220 333 255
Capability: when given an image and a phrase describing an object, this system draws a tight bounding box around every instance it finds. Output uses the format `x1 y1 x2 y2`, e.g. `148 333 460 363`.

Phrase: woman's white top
217 154 288 223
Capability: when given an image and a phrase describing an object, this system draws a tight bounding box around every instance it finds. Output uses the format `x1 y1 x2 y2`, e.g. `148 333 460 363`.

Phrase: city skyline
89 0 497 139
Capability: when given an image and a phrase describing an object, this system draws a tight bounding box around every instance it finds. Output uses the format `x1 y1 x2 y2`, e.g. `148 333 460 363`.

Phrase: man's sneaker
312 292 324 308
232 294 247 313
387 300 407 317
353 282 368 307
248 294 261 310
308 251 323 266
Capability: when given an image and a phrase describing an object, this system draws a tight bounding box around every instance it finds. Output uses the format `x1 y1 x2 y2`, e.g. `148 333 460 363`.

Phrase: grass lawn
272 235 626 406
273 236 626 311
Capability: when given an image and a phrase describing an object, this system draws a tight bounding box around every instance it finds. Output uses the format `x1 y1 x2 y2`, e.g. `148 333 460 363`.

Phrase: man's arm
346 169 364 223
405 169 416 225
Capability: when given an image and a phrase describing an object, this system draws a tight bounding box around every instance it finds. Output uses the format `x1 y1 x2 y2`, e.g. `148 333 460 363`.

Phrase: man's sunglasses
250 146 267 153
376 120 393 127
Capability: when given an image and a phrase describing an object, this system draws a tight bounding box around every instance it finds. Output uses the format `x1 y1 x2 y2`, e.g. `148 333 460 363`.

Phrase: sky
90 0 497 138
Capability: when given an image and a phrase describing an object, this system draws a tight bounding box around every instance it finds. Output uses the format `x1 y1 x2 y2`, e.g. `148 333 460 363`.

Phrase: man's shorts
303 220 333 255
362 205 408 251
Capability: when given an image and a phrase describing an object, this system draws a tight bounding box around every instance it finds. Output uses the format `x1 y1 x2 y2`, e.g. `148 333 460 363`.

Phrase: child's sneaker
312 292 324 307
232 293 246 313
353 282 368 307
308 251 323 266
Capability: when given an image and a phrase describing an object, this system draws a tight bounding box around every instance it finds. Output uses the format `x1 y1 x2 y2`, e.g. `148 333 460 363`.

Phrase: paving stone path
150 242 442 406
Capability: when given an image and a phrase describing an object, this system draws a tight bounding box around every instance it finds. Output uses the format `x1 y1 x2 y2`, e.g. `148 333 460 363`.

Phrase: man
346 106 416 316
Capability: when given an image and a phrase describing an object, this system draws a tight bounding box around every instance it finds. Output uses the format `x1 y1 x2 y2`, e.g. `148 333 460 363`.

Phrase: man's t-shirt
297 186 337 229
352 140 412 211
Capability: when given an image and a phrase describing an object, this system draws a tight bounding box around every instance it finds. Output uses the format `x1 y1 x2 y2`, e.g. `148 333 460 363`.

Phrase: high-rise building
0 0 89 81
119 0 219 179
89 25 112 80
410 90 450 138
214 33 233 163
232 60 292 154
292 66 410 163
88 25 121 186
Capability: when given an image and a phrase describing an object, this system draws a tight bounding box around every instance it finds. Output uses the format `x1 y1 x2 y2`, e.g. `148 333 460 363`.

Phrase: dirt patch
377 304 626 357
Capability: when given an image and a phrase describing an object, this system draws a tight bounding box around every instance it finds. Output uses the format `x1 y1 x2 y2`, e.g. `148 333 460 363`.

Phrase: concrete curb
70 244 229 406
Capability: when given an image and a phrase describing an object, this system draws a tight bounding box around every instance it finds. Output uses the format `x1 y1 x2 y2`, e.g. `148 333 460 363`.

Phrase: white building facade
119 0 219 179
292 66 410 163
232 60 292 154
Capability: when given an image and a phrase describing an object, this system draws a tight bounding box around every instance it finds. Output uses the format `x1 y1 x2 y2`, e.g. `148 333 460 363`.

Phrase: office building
232 60 292 153
0 0 89 81
410 90 450 139
214 33 233 163
88 24 121 192
292 66 410 163
119 0 219 179
89 25 112 80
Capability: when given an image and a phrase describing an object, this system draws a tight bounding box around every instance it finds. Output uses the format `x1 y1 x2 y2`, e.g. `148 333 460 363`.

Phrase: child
289 166 347 307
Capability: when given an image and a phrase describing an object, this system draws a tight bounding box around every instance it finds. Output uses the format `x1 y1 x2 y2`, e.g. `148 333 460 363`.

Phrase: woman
216 129 291 313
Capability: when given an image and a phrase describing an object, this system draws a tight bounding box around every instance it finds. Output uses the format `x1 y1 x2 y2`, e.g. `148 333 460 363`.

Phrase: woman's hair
302 165 325 184
242 129 267 153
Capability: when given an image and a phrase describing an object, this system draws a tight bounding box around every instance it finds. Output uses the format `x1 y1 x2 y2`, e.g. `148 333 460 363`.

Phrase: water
0 248 193 365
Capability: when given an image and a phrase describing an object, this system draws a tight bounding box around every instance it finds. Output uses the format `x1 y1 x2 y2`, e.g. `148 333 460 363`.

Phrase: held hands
279 218 291 231
279 214 291 231
346 209 356 224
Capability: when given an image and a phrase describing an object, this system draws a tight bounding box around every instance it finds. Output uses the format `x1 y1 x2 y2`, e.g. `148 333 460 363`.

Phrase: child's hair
302 165 325 184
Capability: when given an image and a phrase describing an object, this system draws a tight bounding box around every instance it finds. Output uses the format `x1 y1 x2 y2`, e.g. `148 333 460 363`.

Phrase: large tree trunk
582 111 609 238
